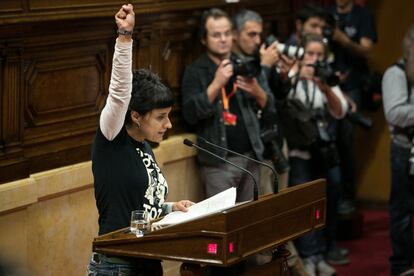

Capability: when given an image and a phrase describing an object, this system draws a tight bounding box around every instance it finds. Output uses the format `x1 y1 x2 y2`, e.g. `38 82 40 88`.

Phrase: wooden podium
93 179 326 275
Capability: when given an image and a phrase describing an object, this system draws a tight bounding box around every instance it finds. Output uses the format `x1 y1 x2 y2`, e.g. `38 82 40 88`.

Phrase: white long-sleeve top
288 79 348 159
100 38 133 141
288 80 348 119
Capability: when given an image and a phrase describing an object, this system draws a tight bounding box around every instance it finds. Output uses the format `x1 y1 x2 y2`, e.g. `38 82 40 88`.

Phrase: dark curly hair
296 3 327 24
124 69 174 125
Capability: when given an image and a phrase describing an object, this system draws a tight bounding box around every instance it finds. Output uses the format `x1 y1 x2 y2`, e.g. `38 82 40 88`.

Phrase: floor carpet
334 209 392 276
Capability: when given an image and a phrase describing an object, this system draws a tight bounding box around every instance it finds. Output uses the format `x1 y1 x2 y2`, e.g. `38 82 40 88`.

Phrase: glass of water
130 210 149 237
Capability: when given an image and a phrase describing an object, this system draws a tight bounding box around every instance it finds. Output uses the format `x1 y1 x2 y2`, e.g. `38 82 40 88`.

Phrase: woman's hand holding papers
172 200 195 212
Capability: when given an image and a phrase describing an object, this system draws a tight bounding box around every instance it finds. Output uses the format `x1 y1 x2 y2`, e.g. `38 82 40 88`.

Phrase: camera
311 108 340 170
260 113 290 174
309 60 340 86
230 54 261 78
265 35 304 59
311 109 332 143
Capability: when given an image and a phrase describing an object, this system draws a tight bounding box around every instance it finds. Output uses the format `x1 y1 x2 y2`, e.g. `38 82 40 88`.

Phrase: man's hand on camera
206 59 233 102
300 64 315 80
278 54 296 81
236 76 267 108
260 42 279 67
314 77 330 93
213 59 233 88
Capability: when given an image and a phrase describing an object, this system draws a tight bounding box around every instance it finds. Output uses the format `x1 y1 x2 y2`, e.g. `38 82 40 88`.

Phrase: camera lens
230 55 261 78
277 44 304 59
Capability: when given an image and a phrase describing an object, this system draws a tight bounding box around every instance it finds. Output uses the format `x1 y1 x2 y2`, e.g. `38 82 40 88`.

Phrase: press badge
222 111 237 126
221 84 237 126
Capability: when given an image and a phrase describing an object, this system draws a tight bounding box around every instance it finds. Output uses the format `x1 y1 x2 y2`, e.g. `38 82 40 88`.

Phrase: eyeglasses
208 31 232 40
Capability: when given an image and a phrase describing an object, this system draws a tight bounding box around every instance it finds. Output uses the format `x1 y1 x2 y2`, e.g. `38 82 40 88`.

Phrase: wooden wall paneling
0 0 24 13
157 10 203 135
0 39 29 182
0 43 3 152
20 20 113 174
241 0 292 40
0 17 116 182
2 40 23 148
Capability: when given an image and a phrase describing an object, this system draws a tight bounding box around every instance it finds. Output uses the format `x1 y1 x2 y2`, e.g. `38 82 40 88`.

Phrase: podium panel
93 179 326 266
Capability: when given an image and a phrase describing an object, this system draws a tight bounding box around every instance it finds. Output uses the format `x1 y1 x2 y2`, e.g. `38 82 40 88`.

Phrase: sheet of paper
153 187 237 226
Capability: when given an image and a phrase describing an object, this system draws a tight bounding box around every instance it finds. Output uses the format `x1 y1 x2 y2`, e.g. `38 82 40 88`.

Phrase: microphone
198 137 279 194
183 139 259 201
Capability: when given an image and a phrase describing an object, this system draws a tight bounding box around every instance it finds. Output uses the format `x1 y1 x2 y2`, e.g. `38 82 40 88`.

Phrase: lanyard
221 83 238 110
302 79 316 109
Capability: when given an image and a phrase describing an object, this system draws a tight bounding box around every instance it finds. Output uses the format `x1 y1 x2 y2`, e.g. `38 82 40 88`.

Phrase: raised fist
115 4 135 32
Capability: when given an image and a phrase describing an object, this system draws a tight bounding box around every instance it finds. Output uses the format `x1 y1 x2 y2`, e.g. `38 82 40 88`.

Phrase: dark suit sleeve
181 65 217 126
256 70 276 116
262 65 292 100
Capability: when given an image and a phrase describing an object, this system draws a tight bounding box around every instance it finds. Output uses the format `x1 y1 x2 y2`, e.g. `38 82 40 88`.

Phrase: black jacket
181 53 276 165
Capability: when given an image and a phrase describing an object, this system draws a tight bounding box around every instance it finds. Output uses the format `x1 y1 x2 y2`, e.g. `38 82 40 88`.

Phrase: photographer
285 34 348 276
231 10 311 275
259 4 328 193
329 0 377 214
260 43 295 191
278 4 351 267
231 9 292 191
382 25 414 276
285 3 327 47
181 9 275 202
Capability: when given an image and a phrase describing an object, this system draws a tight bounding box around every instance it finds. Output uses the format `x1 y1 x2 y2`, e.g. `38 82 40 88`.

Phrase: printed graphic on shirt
136 148 168 220
344 26 357 38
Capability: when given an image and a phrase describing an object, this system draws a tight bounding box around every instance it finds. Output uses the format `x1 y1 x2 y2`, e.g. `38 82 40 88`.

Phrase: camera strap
301 79 316 109
221 83 238 126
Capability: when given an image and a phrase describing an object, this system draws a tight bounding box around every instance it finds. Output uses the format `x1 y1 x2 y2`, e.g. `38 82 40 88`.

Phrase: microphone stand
198 137 279 194
183 139 259 201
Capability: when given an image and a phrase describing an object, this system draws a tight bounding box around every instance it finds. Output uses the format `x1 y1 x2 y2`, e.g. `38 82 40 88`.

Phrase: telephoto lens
265 35 304 59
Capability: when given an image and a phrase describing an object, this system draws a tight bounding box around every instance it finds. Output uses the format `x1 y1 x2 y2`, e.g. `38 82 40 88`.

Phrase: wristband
117 29 133 36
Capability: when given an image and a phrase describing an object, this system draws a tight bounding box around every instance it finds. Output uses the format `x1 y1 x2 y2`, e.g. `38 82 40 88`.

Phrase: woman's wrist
117 28 133 42
117 28 133 36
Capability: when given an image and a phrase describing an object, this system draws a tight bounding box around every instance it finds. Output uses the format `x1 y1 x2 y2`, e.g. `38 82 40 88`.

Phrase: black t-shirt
92 126 168 235
330 4 377 91
224 80 253 154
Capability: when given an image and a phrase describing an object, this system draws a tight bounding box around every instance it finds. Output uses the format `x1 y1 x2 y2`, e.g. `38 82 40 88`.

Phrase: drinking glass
130 210 149 237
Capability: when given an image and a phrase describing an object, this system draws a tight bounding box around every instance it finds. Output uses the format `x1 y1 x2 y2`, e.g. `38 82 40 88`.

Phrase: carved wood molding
0 0 226 25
